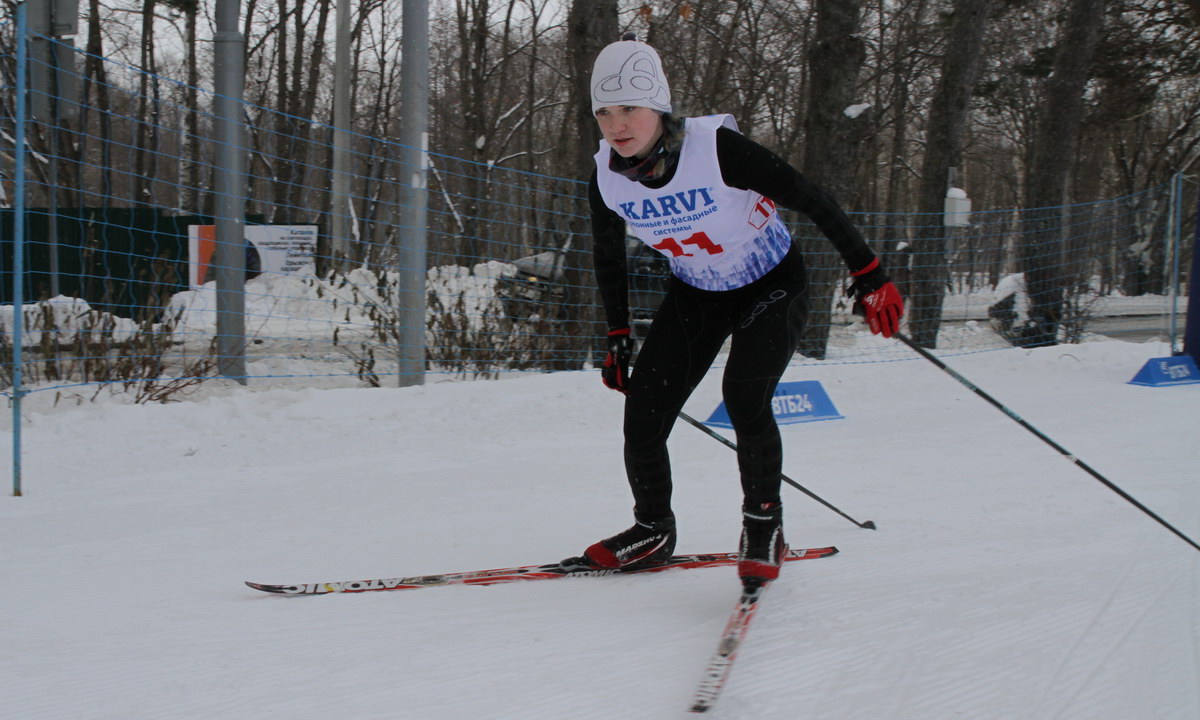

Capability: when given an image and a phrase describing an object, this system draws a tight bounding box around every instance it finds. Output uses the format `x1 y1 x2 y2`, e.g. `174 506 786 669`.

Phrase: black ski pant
622 247 808 521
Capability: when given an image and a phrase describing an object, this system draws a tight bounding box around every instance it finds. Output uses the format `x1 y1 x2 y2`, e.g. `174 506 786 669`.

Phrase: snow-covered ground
1 337 1197 719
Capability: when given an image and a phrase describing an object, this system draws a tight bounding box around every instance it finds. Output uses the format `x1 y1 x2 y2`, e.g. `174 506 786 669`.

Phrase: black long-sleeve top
589 125 877 330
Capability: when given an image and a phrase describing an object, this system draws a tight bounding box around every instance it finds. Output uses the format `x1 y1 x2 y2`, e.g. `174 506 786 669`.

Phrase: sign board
188 225 317 288
28 0 81 36
704 380 843 429
944 188 971 227
1128 356 1200 387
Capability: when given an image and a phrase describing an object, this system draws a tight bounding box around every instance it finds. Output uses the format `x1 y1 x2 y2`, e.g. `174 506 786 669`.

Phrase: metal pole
1167 173 1181 354
330 0 352 270
896 332 1200 553
677 412 876 530
1185 181 1200 366
397 0 428 387
12 2 29 497
213 0 246 382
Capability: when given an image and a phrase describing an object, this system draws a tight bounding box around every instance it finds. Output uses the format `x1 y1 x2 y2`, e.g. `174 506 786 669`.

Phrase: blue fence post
11 2 28 497
1169 174 1183 353
1184 182 1200 365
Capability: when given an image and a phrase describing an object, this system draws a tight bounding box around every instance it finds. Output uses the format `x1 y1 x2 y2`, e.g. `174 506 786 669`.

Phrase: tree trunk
1018 0 1106 347
879 0 932 303
82 0 114 208
179 3 200 213
454 0 492 263
797 0 866 359
565 0 618 368
269 0 292 219
907 0 997 348
567 0 618 180
133 0 160 204
295 0 331 219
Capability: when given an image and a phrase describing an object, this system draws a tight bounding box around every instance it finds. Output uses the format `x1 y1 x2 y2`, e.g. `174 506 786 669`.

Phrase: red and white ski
245 546 837 595
689 544 798 713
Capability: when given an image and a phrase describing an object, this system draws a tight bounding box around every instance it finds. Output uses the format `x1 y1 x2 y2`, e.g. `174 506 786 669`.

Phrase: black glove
601 328 634 393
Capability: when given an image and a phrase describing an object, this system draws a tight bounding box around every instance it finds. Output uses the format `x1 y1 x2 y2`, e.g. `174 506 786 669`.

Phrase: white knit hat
590 38 672 114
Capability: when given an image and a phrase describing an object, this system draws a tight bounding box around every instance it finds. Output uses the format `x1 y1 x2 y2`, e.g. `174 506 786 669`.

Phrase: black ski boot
578 514 677 569
738 502 785 587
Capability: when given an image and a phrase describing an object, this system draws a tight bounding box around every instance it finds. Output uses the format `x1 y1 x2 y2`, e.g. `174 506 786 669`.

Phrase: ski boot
565 513 677 570
738 502 785 590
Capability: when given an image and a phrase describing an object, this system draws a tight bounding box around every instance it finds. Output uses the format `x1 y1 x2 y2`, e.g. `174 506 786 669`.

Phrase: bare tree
866 0 936 253
160 0 201 213
794 0 868 359
81 0 116 206
1018 0 1106 347
566 0 617 180
1089 0 1200 295
132 0 162 204
562 0 619 365
906 0 998 348
7 0 1200 365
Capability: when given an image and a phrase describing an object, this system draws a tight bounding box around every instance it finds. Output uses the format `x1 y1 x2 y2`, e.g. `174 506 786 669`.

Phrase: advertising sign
704 380 843 429
188 225 317 288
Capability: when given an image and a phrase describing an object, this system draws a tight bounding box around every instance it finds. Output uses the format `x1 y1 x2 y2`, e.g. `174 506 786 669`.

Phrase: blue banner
704 380 843 428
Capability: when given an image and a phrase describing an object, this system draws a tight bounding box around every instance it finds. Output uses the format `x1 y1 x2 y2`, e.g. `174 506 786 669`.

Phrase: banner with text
704 380 843 429
188 225 317 288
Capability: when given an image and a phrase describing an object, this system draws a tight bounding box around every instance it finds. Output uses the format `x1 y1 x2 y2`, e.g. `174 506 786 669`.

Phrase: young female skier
573 35 902 585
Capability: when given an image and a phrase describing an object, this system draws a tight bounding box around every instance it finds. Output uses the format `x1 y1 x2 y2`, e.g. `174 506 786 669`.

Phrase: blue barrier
1128 356 1200 387
704 380 843 428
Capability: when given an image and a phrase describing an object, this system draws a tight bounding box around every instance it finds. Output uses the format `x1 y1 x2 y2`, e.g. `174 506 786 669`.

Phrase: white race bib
595 115 793 291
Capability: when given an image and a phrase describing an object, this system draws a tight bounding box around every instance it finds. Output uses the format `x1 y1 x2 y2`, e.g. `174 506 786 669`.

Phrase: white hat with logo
590 36 672 114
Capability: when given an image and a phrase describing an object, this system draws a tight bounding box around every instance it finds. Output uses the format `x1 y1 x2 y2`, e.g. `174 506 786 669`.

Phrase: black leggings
622 248 808 519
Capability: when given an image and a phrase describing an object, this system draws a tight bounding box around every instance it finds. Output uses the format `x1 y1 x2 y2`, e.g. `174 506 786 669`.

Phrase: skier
571 35 903 585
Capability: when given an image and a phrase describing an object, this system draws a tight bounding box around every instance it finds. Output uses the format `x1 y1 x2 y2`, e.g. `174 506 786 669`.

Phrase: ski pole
895 332 1200 553
677 411 876 530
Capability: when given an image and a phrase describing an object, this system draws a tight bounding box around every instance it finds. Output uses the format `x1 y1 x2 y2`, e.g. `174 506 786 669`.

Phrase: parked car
496 237 669 325
495 250 570 323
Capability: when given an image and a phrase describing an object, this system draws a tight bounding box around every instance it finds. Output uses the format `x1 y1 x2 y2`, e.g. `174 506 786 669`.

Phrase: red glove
847 259 904 338
601 328 634 393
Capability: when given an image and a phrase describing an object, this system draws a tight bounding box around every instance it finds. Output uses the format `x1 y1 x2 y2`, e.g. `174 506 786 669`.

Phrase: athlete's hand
847 259 904 338
601 328 634 393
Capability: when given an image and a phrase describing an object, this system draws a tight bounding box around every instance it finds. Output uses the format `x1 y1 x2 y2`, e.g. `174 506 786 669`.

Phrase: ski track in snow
1032 544 1154 717
0 338 1196 719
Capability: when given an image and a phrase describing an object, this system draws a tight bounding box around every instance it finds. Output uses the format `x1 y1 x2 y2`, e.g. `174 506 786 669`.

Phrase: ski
245 546 837 595
688 555 787 712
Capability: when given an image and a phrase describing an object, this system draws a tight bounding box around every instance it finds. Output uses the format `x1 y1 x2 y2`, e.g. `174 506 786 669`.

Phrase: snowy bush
0 296 215 402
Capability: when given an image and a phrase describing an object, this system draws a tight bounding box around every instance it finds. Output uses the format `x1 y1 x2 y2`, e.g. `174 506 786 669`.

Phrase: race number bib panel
596 115 793 292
